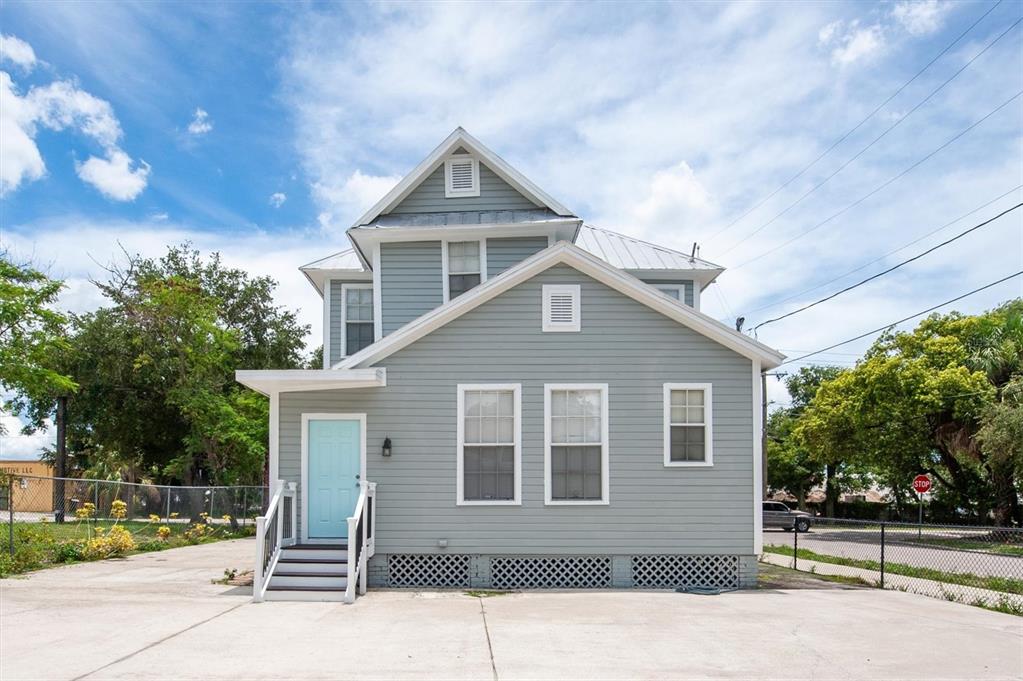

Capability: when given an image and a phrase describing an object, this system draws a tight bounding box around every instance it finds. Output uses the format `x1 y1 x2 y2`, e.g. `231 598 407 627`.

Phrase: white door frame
300 412 368 544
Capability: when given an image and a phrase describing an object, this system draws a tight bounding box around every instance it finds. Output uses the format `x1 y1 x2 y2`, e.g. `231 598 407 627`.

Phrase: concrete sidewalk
2 539 1021 680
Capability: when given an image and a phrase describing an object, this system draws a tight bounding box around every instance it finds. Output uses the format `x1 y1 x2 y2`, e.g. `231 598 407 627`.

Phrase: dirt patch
758 562 870 590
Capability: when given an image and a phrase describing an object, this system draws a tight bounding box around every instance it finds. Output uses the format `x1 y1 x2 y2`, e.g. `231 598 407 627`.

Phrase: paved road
763 528 1023 578
3 538 1022 680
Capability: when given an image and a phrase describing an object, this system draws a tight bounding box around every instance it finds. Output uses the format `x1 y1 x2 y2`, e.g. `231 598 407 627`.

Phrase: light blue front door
307 418 361 539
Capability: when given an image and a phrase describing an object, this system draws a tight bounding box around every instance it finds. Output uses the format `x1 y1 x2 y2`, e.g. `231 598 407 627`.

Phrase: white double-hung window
544 384 609 504
445 240 484 300
457 384 521 505
663 383 713 466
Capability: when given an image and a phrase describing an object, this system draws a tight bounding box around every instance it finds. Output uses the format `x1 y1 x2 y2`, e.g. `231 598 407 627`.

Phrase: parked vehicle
763 501 812 532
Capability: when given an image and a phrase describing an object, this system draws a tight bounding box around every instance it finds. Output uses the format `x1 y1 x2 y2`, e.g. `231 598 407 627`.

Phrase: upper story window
542 284 580 332
444 156 480 198
457 384 521 505
656 285 683 301
545 384 609 505
446 241 482 299
343 284 374 356
663 383 713 467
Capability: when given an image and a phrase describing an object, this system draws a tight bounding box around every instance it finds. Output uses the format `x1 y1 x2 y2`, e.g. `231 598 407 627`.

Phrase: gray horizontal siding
279 264 755 555
387 162 540 214
640 278 694 307
380 241 443 336
487 237 550 278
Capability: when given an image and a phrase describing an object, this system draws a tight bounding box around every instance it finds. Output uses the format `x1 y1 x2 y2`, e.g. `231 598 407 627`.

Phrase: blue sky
1 1 1022 457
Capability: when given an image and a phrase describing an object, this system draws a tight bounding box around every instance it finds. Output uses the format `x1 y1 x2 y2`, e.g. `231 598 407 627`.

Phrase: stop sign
912 475 931 495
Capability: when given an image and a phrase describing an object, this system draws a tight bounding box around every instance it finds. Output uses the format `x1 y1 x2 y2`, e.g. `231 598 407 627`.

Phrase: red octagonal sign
912 474 932 495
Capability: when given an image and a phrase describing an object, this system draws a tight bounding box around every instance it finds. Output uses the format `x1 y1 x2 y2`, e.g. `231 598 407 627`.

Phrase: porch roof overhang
235 368 386 395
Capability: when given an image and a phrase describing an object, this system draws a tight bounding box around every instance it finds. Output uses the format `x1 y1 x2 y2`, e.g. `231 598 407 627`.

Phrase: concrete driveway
2 539 1021 680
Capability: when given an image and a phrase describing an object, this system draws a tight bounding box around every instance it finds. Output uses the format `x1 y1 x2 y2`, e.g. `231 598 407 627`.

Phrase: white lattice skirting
631 554 741 590
380 553 748 589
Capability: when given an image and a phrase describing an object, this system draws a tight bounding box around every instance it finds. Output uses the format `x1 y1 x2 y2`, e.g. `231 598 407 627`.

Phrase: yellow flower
157 526 171 540
221 514 232 522
148 514 161 523
110 500 127 520
169 512 179 519
75 502 96 520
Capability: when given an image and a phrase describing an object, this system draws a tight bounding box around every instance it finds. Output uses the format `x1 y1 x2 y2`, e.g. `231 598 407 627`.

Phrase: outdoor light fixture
382 437 392 457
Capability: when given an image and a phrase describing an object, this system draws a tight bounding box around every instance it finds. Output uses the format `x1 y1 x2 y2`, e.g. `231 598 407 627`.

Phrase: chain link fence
762 517 1023 614
1 474 267 557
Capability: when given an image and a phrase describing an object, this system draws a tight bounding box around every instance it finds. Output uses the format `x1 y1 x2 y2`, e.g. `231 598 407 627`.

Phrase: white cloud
1 409 54 461
0 33 37 70
892 1 951 37
819 20 886 66
269 192 287 208
631 162 715 236
0 36 148 199
75 150 151 201
187 107 213 136
313 170 400 231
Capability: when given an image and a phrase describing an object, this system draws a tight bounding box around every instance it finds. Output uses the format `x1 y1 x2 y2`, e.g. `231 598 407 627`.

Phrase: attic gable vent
444 156 480 198
542 284 581 332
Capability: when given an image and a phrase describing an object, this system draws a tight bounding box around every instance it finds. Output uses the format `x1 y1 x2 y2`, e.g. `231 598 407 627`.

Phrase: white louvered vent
542 284 581 332
444 157 480 198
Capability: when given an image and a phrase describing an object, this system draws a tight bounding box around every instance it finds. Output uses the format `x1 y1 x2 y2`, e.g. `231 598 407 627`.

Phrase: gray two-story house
237 128 784 602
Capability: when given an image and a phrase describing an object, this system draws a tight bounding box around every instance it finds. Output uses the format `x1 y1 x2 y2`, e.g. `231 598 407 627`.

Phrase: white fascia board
300 268 372 296
347 220 581 261
350 128 575 229
337 242 785 371
625 268 724 289
235 368 386 395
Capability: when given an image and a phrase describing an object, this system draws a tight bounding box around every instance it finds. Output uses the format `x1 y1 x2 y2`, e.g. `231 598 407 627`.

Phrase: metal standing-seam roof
300 249 366 273
575 225 722 271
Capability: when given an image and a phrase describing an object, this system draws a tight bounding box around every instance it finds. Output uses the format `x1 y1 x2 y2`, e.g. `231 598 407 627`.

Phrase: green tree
0 254 77 432
795 302 1021 524
19 245 308 486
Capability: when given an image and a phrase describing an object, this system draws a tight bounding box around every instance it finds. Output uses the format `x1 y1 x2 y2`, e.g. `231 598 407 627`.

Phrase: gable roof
350 128 575 229
298 247 369 295
336 241 785 371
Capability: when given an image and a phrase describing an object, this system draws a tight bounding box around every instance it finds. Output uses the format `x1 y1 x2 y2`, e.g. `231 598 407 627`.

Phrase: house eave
235 368 387 395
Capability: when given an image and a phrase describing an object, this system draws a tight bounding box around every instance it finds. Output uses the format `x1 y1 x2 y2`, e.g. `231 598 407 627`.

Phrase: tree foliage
18 244 308 486
792 300 1023 524
0 254 77 432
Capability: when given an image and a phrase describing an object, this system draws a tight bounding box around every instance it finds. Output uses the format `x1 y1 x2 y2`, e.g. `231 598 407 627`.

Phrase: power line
776 271 1023 367
751 203 1022 331
718 15 1021 256
706 0 1006 243
744 185 1023 315
731 89 1023 270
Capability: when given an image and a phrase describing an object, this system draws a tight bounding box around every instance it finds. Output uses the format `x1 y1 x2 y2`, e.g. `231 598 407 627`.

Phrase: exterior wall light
382 437 392 457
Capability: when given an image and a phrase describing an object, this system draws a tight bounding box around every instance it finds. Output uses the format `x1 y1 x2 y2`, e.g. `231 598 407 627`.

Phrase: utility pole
53 396 67 523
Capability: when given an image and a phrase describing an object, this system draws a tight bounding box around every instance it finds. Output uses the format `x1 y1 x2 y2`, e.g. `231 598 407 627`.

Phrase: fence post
8 477 13 556
793 522 798 571
165 487 172 521
880 522 886 589
209 488 216 519
242 488 248 527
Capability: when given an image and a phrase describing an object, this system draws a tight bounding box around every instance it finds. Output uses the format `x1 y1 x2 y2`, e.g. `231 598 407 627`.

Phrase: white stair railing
253 480 297 602
344 481 377 604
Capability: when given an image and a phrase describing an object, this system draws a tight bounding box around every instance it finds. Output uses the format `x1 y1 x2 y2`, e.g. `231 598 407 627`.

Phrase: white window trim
444 156 480 198
541 284 581 332
456 383 522 506
339 283 374 359
663 383 714 467
655 284 685 303
544 383 610 505
441 239 487 303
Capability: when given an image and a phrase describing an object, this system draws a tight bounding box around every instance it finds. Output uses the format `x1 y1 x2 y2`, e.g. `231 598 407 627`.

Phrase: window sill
544 499 609 506
663 460 714 468
456 499 521 507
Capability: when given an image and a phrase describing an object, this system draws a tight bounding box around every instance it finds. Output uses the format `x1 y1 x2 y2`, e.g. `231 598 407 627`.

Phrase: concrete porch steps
264 543 350 601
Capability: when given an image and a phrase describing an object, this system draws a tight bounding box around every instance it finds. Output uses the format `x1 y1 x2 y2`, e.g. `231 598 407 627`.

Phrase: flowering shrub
149 514 161 523
82 525 136 559
75 502 96 520
110 500 127 520
157 526 172 540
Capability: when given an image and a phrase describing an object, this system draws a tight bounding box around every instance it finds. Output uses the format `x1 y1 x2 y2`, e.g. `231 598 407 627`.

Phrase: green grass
904 536 1023 556
465 589 513 598
0 519 255 578
764 544 1023 595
